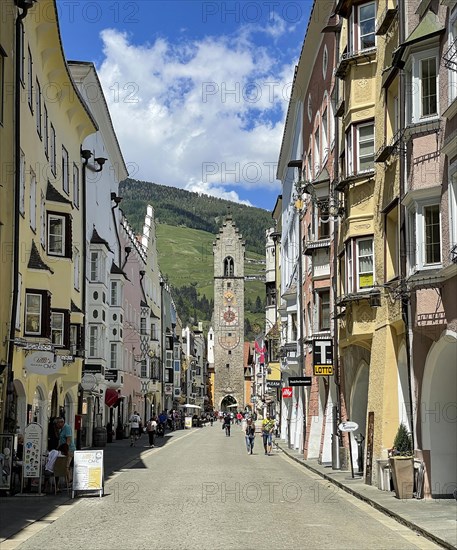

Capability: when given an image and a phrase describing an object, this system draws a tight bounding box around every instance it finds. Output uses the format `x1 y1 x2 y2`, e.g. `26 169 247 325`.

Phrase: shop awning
105 388 120 407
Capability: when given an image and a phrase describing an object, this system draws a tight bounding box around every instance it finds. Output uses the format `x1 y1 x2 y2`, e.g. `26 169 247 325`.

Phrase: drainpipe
77 148 92 450
397 1 415 452
5 0 34 433
332 17 342 470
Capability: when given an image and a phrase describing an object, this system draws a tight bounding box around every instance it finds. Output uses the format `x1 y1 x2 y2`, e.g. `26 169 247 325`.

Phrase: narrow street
12 426 439 550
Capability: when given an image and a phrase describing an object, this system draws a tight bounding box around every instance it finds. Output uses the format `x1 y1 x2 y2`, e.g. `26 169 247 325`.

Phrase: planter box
389 457 414 499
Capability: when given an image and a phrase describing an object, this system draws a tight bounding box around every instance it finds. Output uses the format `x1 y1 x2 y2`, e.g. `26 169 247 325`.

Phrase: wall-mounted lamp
81 148 92 161
369 292 382 308
94 157 107 172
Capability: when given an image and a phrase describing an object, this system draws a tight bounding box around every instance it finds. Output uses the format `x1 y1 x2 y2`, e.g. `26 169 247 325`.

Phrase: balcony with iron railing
375 128 405 163
443 37 457 71
335 47 377 79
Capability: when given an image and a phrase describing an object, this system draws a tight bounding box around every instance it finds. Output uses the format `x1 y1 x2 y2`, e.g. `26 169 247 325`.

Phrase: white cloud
97 26 295 206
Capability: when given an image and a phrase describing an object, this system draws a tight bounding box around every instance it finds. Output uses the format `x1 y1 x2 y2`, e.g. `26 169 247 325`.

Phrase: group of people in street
216 410 277 455
129 409 187 448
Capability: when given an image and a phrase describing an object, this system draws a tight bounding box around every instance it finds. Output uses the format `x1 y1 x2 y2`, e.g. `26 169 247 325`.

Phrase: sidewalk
0 430 181 543
276 441 457 550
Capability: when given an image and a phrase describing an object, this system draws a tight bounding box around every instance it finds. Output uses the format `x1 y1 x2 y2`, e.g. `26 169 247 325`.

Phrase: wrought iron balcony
443 37 457 71
375 128 405 163
335 47 377 79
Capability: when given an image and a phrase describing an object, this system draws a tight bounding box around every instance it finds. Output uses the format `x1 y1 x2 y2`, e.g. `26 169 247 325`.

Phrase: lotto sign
313 340 334 376
282 387 293 398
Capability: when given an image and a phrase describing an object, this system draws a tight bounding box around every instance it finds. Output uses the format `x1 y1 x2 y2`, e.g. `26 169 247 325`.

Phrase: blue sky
58 1 312 211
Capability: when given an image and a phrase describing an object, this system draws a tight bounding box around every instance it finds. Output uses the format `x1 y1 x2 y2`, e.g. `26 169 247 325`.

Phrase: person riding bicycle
129 411 141 447
157 411 167 436
223 413 231 436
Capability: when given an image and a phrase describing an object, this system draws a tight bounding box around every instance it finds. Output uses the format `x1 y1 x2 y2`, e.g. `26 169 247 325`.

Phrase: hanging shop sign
266 380 281 388
80 374 97 391
338 421 359 433
164 383 173 396
313 340 333 376
282 387 293 398
24 351 63 376
289 376 312 386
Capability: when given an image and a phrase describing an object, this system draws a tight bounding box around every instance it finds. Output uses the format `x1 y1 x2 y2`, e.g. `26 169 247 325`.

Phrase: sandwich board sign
72 450 104 498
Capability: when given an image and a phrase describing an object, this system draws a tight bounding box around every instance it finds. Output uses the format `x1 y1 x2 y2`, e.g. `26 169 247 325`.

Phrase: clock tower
213 214 245 411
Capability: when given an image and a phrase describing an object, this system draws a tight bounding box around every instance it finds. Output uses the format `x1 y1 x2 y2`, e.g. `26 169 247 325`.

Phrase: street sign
289 376 312 386
282 387 293 398
338 421 359 432
313 340 333 376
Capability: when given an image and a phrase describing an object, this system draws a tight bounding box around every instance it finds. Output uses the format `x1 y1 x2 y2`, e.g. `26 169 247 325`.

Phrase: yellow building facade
0 0 16 431
335 0 406 482
7 0 96 443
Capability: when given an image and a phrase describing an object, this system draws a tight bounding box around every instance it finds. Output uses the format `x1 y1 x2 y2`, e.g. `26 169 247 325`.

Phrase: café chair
51 456 71 495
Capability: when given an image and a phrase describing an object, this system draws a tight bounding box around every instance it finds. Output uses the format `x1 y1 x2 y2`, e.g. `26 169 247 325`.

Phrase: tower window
224 256 234 276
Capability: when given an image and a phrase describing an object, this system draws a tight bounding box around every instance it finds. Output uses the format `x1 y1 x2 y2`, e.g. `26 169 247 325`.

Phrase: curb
277 443 453 550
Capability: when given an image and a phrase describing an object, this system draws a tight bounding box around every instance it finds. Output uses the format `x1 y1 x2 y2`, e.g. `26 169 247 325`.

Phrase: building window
62 146 69 195
89 326 99 358
40 191 45 248
266 283 276 306
140 317 147 335
70 325 78 354
51 311 64 346
424 205 441 264
35 78 41 136
314 124 320 176
346 121 374 176
50 124 56 175
90 252 100 282
322 107 328 161
407 198 442 272
43 106 48 158
25 293 42 335
345 237 374 292
27 48 33 111
322 46 328 79
406 48 439 124
223 256 234 277
140 359 147 378
19 150 25 216
74 248 80 291
110 343 119 369
24 289 50 337
317 290 330 331
30 170 36 231
72 164 79 208
110 280 120 306
349 2 376 53
47 213 71 257
384 203 399 282
317 202 330 239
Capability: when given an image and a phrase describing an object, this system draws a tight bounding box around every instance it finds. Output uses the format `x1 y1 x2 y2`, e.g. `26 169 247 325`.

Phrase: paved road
13 425 440 550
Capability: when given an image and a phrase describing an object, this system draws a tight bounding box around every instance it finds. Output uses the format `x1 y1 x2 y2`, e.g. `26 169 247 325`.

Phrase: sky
57 0 312 211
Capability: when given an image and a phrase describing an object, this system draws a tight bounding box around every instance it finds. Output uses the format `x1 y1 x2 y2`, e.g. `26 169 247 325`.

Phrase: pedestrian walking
146 417 157 447
261 414 275 455
129 411 142 446
223 413 231 436
245 418 255 454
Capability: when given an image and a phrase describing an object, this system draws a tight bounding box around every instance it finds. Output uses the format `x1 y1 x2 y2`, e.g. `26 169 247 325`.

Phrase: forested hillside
119 179 271 339
119 178 273 255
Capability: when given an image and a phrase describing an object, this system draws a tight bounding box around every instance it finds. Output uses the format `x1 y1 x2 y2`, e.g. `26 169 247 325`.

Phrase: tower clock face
223 309 236 323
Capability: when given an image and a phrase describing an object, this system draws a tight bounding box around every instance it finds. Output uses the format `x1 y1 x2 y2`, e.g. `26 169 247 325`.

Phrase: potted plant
389 423 414 499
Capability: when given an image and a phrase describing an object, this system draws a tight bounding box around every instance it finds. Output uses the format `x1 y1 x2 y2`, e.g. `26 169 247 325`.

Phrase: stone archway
421 331 457 497
220 395 237 412
350 361 369 468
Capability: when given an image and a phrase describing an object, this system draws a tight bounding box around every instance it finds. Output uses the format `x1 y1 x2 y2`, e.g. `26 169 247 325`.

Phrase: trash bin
93 426 107 447
377 459 391 491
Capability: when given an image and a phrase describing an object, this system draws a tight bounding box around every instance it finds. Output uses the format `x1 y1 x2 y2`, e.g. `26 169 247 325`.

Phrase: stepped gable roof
71 300 82 313
90 227 112 251
46 182 72 205
28 240 54 273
